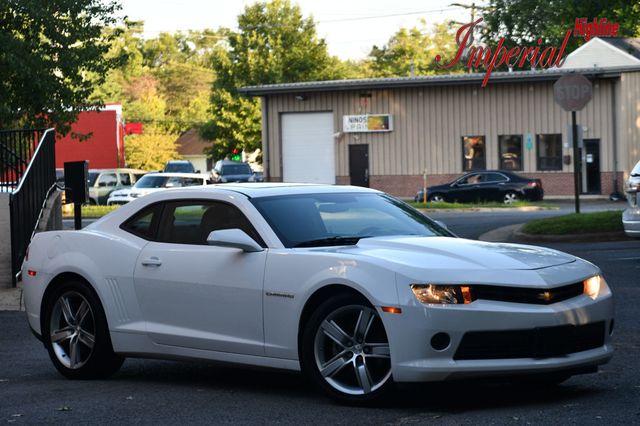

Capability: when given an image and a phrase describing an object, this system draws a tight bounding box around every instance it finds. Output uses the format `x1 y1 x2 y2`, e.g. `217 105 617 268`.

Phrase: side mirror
206 229 264 252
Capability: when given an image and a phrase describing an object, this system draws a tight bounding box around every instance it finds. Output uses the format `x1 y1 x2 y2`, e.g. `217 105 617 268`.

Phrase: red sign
125 122 143 135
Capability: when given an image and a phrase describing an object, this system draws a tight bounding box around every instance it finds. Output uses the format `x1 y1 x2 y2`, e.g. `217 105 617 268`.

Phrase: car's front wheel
301 294 393 403
43 281 124 379
503 191 519 204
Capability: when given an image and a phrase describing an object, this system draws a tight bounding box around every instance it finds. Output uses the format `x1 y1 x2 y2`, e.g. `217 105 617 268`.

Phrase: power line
317 7 459 23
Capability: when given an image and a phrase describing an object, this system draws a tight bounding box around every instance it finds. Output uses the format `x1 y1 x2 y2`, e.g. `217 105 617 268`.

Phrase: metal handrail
12 128 54 194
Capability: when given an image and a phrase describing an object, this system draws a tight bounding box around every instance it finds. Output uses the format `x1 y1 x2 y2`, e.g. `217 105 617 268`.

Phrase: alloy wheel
49 291 96 369
504 192 519 204
313 305 391 396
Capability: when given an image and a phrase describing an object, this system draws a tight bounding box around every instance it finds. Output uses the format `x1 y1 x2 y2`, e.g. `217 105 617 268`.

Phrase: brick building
240 40 640 198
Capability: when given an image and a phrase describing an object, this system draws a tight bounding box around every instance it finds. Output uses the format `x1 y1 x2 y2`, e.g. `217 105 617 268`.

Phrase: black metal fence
3 129 56 286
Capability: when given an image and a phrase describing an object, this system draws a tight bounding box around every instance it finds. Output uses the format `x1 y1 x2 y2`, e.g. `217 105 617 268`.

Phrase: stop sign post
554 74 593 214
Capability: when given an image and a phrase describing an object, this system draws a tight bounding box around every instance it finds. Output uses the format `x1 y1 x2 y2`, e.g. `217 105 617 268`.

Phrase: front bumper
382 293 614 383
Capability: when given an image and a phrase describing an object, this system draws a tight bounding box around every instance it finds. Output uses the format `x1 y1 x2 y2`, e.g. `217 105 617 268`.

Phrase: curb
0 284 24 311
513 229 630 243
417 206 558 213
479 223 631 243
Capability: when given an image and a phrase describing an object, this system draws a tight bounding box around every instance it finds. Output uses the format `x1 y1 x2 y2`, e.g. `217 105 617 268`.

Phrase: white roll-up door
281 112 335 184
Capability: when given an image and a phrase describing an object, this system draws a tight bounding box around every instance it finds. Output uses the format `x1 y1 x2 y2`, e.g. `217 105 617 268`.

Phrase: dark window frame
462 136 486 171
120 203 164 241
536 134 563 171
498 134 524 171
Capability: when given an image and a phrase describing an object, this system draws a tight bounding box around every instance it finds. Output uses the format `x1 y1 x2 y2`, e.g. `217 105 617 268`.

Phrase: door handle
141 256 162 267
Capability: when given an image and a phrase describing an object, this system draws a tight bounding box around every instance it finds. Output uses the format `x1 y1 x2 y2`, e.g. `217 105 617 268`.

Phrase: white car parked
22 184 614 403
106 172 211 205
623 160 640 237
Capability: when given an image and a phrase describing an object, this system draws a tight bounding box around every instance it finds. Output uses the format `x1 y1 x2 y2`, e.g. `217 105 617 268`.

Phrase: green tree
202 0 344 159
0 0 122 133
482 0 640 50
367 21 462 77
94 24 218 133
124 126 180 170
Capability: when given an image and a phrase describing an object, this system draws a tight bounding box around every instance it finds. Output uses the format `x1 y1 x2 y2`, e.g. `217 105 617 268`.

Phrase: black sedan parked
414 171 544 204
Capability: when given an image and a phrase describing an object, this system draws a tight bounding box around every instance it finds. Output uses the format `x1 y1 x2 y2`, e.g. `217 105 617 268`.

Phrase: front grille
454 321 605 360
472 282 583 305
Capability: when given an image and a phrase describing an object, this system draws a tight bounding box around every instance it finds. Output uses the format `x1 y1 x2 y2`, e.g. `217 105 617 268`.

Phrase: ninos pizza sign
343 114 393 133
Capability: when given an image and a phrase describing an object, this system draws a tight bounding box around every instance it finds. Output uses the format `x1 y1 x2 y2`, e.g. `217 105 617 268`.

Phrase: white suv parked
623 160 640 237
107 172 211 205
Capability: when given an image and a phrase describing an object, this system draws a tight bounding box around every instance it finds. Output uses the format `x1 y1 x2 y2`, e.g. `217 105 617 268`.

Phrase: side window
165 177 183 188
180 177 204 187
120 173 131 186
459 173 481 185
157 201 263 246
98 173 117 187
484 173 508 183
121 204 162 240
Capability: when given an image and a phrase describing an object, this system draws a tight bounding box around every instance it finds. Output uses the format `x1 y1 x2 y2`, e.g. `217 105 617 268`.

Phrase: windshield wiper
294 236 364 248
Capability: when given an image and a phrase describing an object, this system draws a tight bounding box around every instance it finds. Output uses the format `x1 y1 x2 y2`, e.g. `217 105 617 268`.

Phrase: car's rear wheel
428 193 445 203
301 294 393 403
43 281 123 379
503 191 519 204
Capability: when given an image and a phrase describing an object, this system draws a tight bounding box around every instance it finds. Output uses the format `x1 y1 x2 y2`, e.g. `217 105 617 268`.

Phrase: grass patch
408 200 552 209
62 205 120 218
521 210 623 235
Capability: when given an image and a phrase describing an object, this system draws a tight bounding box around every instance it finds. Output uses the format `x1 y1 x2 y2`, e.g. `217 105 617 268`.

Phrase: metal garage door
282 112 335 184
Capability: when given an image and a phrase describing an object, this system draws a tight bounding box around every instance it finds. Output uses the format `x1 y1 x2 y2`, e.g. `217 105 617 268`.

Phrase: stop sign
554 74 592 111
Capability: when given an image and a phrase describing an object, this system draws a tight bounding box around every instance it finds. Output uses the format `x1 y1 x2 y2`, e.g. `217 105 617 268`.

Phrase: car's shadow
113 358 605 412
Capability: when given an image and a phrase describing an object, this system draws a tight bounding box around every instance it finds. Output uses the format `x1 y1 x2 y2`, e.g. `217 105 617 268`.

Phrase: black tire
300 293 394 404
42 280 124 379
428 193 445 203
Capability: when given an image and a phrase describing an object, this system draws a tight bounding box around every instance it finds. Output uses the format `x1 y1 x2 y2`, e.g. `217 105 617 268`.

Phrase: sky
119 0 479 60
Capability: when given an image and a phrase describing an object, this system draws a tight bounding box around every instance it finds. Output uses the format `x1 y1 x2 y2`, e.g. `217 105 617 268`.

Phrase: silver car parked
623 160 640 237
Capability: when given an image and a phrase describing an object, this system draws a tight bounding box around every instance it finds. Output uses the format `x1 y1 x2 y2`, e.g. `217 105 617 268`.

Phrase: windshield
134 175 169 188
221 164 252 175
88 172 99 187
165 162 194 173
632 161 640 176
251 192 450 248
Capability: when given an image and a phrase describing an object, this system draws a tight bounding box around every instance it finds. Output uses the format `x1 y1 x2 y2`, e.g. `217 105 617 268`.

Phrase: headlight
583 274 607 300
410 284 474 304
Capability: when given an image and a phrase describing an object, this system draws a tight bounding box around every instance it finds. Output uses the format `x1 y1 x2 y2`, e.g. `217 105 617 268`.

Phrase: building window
462 136 486 171
498 135 523 171
536 134 562 171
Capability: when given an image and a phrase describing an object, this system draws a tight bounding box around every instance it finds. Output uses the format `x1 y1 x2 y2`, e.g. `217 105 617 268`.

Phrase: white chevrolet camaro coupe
22 184 614 403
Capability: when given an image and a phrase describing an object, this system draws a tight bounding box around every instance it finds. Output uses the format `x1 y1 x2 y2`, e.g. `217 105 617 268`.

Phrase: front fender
262 249 398 360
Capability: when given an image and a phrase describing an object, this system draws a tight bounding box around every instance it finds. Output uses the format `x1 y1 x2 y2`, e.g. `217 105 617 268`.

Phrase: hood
339 236 575 271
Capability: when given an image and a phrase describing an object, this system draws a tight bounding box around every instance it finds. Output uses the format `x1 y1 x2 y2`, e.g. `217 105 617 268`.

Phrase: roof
239 66 640 96
183 182 380 199
175 129 211 156
143 172 210 179
601 38 640 60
